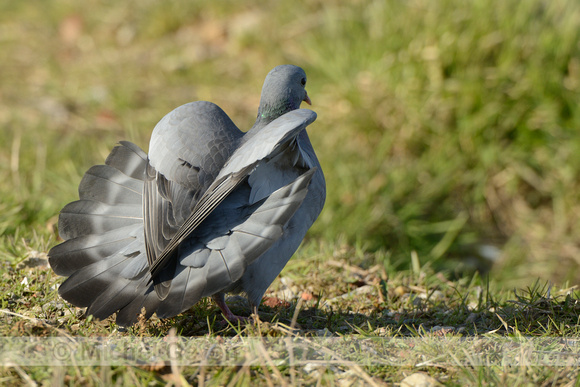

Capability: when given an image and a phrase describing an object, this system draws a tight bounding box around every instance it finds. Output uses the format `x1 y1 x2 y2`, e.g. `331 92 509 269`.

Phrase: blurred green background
1 0 580 287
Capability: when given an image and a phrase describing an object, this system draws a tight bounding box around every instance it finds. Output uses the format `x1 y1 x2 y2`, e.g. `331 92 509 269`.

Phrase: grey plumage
48 65 326 326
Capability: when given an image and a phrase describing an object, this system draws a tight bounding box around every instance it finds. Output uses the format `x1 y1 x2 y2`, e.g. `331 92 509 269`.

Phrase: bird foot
212 294 254 326
222 312 251 325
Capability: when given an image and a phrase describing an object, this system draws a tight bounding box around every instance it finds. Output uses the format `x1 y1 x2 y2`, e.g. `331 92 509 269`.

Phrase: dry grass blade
0 309 74 340
5 362 37 387
255 340 289 387
276 325 385 387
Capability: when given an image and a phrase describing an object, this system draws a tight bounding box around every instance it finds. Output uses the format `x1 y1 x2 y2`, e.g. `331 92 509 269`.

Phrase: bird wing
155 167 316 318
142 102 244 297
217 109 317 179
145 109 317 299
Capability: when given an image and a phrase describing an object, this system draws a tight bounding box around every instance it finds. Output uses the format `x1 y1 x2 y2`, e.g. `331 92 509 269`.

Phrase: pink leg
212 294 249 323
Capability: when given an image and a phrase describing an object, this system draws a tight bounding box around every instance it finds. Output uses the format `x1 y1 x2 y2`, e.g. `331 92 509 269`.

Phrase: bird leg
211 293 248 323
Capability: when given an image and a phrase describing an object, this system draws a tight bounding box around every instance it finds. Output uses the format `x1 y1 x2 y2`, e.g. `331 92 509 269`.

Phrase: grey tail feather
49 142 159 324
49 224 142 276
114 276 161 326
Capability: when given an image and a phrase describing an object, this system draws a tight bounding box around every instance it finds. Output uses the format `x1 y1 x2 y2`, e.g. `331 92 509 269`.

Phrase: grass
2 245 580 385
1 0 580 384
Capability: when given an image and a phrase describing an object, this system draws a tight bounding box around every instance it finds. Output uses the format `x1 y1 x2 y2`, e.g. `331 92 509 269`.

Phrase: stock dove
48 65 326 326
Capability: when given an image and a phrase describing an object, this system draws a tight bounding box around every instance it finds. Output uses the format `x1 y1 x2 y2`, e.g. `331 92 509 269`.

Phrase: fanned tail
48 143 318 327
48 142 158 325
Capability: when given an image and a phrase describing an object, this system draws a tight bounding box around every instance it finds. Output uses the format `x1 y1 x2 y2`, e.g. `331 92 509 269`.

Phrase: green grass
1 0 580 385
2 246 580 385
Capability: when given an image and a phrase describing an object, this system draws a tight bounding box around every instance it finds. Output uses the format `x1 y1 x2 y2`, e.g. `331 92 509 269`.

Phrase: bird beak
303 91 312 105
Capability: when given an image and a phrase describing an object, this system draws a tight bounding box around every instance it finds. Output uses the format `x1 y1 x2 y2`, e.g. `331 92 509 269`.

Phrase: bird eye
301 78 306 86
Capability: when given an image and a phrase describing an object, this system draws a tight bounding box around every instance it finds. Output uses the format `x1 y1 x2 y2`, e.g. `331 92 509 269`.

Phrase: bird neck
252 101 300 130
244 101 299 141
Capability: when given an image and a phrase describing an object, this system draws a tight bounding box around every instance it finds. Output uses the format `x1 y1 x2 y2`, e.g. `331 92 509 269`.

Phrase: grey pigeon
48 65 325 326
